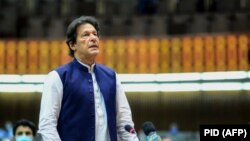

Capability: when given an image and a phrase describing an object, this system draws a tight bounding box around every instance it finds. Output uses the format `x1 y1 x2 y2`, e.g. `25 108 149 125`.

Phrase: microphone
124 125 139 141
125 125 136 134
142 121 162 141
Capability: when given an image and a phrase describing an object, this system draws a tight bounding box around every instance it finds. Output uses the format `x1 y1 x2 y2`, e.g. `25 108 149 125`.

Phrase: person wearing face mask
13 119 37 141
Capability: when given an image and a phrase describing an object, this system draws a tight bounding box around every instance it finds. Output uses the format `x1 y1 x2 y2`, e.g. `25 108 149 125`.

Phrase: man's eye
82 34 88 37
17 132 22 135
26 132 32 135
80 33 90 37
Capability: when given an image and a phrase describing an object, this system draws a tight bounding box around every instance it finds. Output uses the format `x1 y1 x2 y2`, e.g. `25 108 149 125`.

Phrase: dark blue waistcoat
55 59 117 141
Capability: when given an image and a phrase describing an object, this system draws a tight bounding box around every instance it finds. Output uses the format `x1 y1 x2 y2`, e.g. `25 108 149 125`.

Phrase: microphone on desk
142 121 162 141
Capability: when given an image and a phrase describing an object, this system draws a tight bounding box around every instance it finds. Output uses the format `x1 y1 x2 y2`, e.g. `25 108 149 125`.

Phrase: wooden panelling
182 37 193 72
116 39 126 73
149 38 159 73
0 34 249 74
204 36 215 72
127 39 137 73
215 36 226 71
60 41 72 65
6 40 16 74
0 41 5 73
27 41 38 74
238 35 248 70
39 41 49 73
17 41 27 74
227 35 238 70
160 38 170 73
50 41 60 70
138 39 148 73
171 38 182 72
193 36 204 72
105 39 115 69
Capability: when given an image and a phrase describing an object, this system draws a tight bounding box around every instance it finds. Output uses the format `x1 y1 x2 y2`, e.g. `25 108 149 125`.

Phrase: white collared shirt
38 61 138 141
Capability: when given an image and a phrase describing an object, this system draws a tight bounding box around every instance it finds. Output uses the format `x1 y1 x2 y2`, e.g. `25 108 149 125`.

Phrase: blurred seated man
13 119 37 141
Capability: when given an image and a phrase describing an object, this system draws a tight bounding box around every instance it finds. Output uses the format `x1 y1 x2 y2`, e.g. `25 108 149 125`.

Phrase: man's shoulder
95 64 117 80
56 63 70 70
54 61 73 73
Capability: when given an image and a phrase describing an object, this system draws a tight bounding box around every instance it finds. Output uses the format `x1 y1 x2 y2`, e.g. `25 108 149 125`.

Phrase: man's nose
89 34 98 41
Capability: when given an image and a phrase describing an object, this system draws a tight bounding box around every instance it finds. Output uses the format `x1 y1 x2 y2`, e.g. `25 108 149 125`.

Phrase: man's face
71 23 99 59
15 125 33 140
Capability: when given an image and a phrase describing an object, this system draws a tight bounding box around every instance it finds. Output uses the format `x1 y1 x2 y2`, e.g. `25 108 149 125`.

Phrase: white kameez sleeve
116 74 139 141
38 71 63 141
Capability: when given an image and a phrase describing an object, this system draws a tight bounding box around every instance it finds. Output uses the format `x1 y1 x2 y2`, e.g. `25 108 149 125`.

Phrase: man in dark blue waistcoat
38 16 138 141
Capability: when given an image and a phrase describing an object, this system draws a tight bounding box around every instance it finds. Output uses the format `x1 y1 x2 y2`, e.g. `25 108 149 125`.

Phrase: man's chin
91 50 99 56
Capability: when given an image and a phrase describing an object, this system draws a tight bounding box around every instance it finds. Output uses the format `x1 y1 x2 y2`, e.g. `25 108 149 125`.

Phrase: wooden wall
0 34 249 74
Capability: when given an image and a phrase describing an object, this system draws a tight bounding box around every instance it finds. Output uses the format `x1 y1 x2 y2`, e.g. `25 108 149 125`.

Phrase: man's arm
116 74 139 141
38 71 62 141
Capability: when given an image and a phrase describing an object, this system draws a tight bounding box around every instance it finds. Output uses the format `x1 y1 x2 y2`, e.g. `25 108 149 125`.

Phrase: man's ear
69 42 76 51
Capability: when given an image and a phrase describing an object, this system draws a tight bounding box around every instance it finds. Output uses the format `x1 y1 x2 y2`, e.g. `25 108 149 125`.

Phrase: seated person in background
13 119 37 141
162 136 172 141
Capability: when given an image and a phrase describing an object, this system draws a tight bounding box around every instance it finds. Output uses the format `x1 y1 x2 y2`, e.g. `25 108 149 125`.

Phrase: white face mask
15 135 32 141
